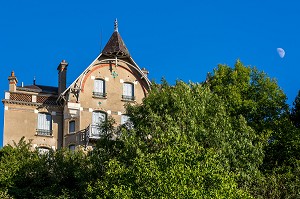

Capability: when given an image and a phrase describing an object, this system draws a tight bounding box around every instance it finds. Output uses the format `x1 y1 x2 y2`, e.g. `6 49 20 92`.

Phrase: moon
277 48 285 58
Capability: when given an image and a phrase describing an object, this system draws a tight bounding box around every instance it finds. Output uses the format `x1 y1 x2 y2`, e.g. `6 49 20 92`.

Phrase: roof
101 20 130 58
17 84 58 94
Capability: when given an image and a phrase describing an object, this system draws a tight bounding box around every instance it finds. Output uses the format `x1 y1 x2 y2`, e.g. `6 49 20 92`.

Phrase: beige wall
63 60 149 147
3 102 63 149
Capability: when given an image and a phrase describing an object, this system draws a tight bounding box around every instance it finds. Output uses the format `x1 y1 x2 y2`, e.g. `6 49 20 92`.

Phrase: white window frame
90 111 107 138
93 79 106 97
122 82 134 100
37 112 52 136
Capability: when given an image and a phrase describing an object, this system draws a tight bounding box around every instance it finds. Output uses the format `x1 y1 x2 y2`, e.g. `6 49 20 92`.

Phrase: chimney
57 60 68 95
8 71 18 92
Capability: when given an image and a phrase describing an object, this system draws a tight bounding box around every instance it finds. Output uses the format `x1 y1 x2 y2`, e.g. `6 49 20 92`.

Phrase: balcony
122 95 135 101
92 92 107 98
88 124 102 139
36 129 52 136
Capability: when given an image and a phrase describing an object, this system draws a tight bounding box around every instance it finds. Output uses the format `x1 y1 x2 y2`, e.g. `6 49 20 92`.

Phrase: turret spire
114 18 118 32
101 19 130 58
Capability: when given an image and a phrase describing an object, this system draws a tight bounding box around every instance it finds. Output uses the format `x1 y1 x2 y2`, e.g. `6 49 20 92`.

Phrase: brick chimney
8 71 18 92
57 60 68 95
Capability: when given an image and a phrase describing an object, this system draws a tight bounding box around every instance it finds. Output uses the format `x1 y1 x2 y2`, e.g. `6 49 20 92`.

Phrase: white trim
4 106 8 110
120 79 124 83
105 77 109 81
89 108 93 112
34 109 38 113
5 92 10 100
107 110 111 114
91 76 95 80
117 111 122 115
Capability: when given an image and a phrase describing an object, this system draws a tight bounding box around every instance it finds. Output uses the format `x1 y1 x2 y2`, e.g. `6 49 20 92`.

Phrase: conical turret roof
102 19 130 58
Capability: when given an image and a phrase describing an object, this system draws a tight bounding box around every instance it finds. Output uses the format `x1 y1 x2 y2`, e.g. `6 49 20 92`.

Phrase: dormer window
93 79 106 98
122 82 135 101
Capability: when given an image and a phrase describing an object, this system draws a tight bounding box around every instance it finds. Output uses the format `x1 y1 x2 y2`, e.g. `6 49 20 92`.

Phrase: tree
291 90 300 128
86 80 260 198
205 60 288 141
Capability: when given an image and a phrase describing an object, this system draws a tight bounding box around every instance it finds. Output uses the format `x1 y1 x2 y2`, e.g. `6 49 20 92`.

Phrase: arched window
69 120 75 134
90 111 107 138
93 79 106 97
37 112 52 136
122 82 135 101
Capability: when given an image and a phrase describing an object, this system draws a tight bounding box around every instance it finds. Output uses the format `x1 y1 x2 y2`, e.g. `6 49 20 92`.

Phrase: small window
69 144 76 151
69 121 75 134
90 111 107 138
93 79 106 97
37 113 52 136
122 82 135 101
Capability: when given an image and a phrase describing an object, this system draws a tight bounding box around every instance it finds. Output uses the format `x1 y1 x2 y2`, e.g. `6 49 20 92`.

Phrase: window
37 147 50 155
93 79 106 97
69 144 76 151
69 121 75 134
90 111 107 138
37 113 52 136
121 114 130 125
122 82 135 101
121 114 133 129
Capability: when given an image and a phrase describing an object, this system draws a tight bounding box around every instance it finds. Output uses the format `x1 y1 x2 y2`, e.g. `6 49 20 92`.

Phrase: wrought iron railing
92 92 107 98
36 129 52 136
122 95 135 101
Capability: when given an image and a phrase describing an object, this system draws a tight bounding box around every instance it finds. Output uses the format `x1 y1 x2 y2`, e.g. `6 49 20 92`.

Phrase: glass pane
69 121 75 133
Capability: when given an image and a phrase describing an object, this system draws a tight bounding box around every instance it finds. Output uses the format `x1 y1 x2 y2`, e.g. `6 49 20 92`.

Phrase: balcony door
91 111 106 138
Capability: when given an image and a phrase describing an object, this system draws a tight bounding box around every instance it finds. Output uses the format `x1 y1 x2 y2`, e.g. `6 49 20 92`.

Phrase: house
2 20 151 151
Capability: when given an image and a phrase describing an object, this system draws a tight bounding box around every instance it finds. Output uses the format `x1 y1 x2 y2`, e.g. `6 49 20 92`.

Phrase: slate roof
17 84 58 94
101 30 130 58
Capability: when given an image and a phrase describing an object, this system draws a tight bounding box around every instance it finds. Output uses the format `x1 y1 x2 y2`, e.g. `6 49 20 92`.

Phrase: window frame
90 111 107 138
122 82 135 101
36 112 52 136
69 120 76 134
93 78 106 98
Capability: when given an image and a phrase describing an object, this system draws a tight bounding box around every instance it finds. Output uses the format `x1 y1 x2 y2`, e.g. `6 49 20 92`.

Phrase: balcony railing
92 92 107 98
36 129 52 136
122 95 135 101
89 124 102 139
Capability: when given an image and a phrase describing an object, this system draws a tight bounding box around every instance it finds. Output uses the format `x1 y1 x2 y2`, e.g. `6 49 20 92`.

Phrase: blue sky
1 1 299 146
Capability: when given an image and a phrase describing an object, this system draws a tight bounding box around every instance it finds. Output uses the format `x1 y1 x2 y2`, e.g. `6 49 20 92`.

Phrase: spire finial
114 18 118 32
33 76 36 85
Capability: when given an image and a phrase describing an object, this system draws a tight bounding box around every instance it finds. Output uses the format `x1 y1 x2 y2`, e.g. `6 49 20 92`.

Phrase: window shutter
123 83 133 96
94 79 104 93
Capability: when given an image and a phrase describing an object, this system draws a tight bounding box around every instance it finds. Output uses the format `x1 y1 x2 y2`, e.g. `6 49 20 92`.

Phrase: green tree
86 80 260 198
291 90 300 128
205 60 288 141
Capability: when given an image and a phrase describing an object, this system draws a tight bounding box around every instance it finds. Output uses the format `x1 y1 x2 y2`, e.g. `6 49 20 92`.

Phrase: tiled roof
102 31 130 58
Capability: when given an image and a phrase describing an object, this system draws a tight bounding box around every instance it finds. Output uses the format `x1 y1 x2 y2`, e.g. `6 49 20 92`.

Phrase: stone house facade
2 20 151 151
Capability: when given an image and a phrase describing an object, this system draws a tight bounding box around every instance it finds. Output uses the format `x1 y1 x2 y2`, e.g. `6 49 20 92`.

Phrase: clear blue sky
1 1 299 146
